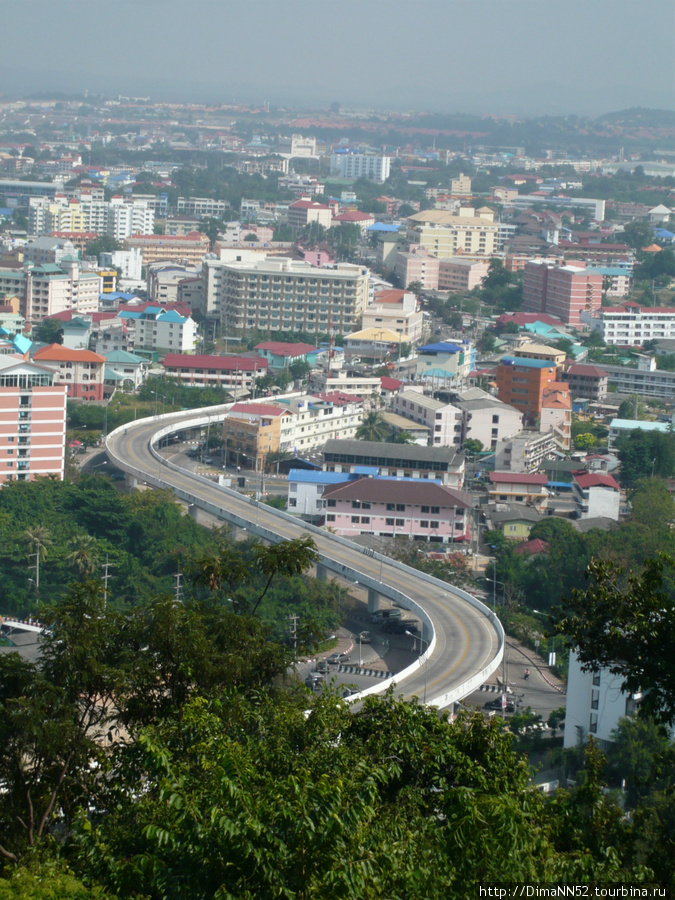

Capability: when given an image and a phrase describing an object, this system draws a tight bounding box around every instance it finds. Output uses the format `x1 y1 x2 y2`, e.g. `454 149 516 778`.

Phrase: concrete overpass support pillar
316 564 328 582
125 474 137 489
367 588 381 614
187 503 199 523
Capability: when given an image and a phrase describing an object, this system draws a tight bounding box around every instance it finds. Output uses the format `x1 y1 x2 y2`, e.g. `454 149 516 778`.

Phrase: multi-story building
322 438 465 488
563 363 609 400
394 248 440 291
176 197 229 217
588 303 675 347
602 359 675 402
607 417 675 452
0 261 100 324
564 654 641 749
28 196 154 239
330 151 391 183
106 198 155 241
22 237 79 267
223 392 364 467
308 369 382 398
487 472 549 512
360 289 423 342
32 344 106 401
122 232 210 267
117 305 199 355
523 261 603 326
453 390 523 451
406 208 498 259
414 340 475 389
162 353 267 393
437 257 489 292
253 341 319 370
393 390 463 447
99 248 143 282
493 431 556 475
147 263 200 304
0 354 68 484
278 134 317 157
513 343 567 367
496 356 561 419
571 470 621 521
287 200 333 232
215 256 369 336
103 350 147 391
539 382 572 452
320 478 473 543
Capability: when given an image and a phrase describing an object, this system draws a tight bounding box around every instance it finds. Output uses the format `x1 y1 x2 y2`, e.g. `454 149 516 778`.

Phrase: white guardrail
106 410 504 709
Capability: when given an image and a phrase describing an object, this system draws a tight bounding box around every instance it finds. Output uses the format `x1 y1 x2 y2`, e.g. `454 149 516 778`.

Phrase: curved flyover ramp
106 408 503 709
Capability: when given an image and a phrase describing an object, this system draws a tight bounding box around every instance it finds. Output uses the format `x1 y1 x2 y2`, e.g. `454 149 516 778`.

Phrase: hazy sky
1 0 673 116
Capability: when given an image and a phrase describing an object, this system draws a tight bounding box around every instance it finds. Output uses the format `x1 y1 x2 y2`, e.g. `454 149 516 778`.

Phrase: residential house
253 341 319 370
563 363 609 400
414 340 475 390
571 469 621 521
104 349 147 392
485 505 542 540
487 472 549 512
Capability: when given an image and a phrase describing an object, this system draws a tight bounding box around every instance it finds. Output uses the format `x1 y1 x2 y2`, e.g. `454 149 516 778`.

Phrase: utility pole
174 570 183 604
29 550 40 602
101 555 113 605
288 614 299 659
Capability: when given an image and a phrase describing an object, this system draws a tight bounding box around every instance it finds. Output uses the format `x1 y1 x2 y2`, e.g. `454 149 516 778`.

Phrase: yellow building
406 208 498 259
514 343 567 367
96 269 117 293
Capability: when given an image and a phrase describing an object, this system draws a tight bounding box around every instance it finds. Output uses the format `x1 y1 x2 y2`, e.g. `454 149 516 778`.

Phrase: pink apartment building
523 261 603 326
321 478 473 543
0 356 67 484
394 248 440 291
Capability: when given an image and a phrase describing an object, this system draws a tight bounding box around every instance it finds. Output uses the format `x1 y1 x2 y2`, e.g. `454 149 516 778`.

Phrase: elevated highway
106 407 503 709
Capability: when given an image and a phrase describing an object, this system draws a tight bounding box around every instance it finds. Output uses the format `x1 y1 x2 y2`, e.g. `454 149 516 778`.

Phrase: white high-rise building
330 152 391 183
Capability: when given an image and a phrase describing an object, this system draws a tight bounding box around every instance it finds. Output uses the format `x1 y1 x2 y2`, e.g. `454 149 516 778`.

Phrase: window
351 515 360 523
288 498 297 507
351 500 361 509
361 501 371 509
396 503 405 511
395 518 404 527
420 520 429 528
430 521 439 529
327 499 336 507
421 505 429 513
361 516 370 524
431 506 440 514
327 514 335 522
385 518 394 526
386 503 395 511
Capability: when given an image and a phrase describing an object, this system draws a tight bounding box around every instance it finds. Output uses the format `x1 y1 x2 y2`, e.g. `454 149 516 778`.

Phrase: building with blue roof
116 305 198 354
415 339 475 387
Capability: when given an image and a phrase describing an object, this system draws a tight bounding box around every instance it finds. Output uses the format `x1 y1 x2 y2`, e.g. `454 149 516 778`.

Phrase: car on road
358 631 372 644
315 660 330 674
305 673 324 690
328 651 350 665
483 697 516 713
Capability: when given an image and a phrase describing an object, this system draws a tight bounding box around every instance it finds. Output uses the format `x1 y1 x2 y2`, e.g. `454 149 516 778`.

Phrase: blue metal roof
288 470 351 485
367 223 400 232
501 356 555 369
419 342 462 354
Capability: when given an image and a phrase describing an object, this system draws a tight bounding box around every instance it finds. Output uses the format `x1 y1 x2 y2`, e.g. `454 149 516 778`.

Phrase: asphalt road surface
106 410 502 709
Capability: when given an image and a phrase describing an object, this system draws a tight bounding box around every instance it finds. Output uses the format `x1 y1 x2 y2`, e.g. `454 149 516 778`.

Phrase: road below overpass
106 408 503 709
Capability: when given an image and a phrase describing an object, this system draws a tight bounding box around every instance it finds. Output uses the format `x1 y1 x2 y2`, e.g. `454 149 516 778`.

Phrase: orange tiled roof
33 344 105 363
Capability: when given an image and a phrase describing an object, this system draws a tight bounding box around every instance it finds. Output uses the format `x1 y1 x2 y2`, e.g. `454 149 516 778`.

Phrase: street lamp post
406 629 429 704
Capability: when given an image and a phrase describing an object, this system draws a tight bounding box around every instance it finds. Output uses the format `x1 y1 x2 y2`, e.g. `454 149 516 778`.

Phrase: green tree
616 429 675 486
618 394 647 420
547 707 566 735
84 235 121 259
622 219 654 251
66 534 99 579
198 216 223 248
573 432 596 450
356 411 390 442
555 554 675 725
463 438 484 455
31 318 64 345
606 716 672 808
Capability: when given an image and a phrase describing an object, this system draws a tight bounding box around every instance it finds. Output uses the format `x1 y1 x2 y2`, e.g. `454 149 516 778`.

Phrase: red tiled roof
33 344 105 363
565 363 609 377
380 376 403 391
495 312 563 327
374 289 406 304
514 538 550 556
313 391 363 406
163 353 267 372
229 402 286 417
573 470 620 490
289 200 331 210
322 479 474 507
489 472 548 485
333 210 373 222
254 341 318 356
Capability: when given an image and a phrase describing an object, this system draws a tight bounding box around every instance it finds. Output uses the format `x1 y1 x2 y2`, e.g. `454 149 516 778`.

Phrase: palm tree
356 412 390 443
24 526 52 597
66 534 99 579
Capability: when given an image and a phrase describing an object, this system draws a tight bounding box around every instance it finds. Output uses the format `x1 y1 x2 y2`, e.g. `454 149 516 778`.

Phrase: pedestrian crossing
339 664 393 679
479 684 502 693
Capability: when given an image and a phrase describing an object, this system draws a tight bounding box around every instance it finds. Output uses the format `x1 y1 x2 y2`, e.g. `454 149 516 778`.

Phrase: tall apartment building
588 303 675 347
287 200 333 232
0 355 68 484
496 356 561 419
523 261 603 326
28 196 154 239
122 232 210 267
360 289 423 342
406 208 498 259
176 197 229 217
22 237 79 267
0 262 100 324
539 382 572 451
330 151 391 183
438 258 489 292
394 248 440 291
214 256 369 336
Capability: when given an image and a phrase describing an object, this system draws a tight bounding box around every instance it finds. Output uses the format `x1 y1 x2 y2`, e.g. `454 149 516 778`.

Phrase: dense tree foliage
616 428 675 486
